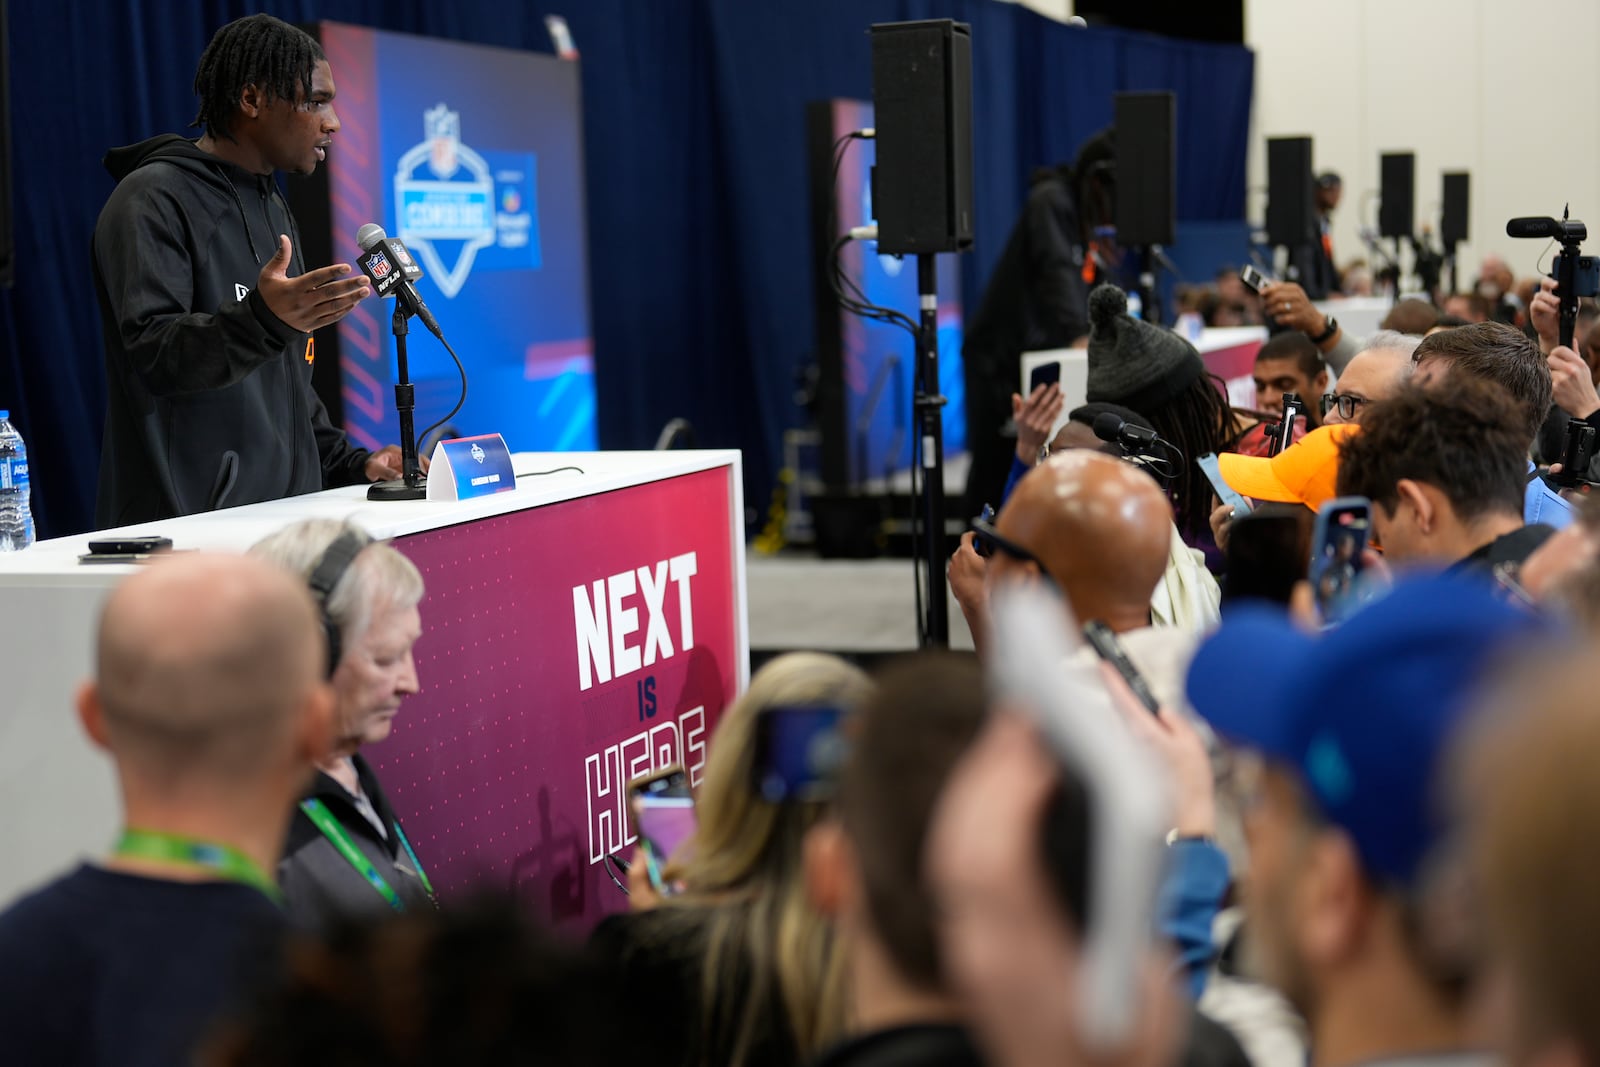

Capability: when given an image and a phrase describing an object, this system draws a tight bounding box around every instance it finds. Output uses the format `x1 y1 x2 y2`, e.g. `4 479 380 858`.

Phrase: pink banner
374 468 739 931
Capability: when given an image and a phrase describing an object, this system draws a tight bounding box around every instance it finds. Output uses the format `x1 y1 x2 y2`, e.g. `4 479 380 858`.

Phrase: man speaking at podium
91 14 407 528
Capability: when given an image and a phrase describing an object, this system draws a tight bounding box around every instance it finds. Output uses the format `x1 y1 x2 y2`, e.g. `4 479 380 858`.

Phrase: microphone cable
417 332 469 450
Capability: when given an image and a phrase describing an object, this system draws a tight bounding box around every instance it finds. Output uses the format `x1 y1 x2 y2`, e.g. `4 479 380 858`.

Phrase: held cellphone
1029 361 1063 393
753 705 849 803
1082 620 1161 714
972 504 997 557
1197 454 1252 514
1239 264 1273 293
1309 497 1372 626
628 766 695 895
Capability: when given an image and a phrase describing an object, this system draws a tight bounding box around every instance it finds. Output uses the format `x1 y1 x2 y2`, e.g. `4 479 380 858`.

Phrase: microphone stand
914 254 948 648
368 302 428 500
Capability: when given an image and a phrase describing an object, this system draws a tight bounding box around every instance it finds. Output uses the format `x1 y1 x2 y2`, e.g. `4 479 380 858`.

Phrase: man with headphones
251 519 434 926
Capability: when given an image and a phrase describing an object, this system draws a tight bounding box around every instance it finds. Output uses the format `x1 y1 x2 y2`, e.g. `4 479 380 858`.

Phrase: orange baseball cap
1218 423 1359 511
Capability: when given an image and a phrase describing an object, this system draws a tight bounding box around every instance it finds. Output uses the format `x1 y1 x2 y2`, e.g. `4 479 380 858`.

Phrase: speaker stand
369 303 428 501
1134 245 1161 326
913 254 948 648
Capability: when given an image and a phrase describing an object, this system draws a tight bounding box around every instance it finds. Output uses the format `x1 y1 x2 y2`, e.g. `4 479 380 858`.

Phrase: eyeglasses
1320 392 1369 420
971 516 1046 570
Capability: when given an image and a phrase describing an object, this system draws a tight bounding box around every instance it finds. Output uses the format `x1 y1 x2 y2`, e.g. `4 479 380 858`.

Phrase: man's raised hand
256 234 370 333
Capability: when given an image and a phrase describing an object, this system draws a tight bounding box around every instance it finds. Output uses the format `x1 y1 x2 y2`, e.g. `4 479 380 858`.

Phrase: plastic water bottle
0 411 35 551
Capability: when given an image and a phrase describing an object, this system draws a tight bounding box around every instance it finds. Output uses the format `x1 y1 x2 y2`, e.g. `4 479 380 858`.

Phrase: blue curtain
0 0 1252 538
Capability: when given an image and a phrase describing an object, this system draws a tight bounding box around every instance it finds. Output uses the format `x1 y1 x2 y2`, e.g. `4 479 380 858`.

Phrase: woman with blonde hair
592 652 872 1067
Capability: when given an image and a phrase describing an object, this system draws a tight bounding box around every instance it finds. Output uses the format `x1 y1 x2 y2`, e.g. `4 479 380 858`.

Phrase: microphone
1507 217 1560 239
355 224 442 337
1093 411 1158 452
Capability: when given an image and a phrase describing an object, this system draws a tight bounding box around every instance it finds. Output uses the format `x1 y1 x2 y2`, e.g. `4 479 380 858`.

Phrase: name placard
426 433 518 501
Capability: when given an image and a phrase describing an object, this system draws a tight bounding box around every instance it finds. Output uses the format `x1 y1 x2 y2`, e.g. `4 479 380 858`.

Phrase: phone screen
1197 453 1251 514
1030 361 1063 392
1310 498 1371 626
754 706 848 803
1240 265 1271 293
629 769 695 883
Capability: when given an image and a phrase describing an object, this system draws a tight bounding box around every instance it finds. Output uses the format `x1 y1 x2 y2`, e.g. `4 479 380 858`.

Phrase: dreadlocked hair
191 14 324 142
1145 372 1240 545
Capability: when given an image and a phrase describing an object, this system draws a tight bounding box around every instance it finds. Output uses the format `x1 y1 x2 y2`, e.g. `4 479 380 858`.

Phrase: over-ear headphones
306 529 372 678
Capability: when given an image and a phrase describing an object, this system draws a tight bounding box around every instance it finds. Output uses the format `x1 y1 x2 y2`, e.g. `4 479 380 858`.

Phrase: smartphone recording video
753 705 849 803
1030 361 1063 393
628 766 695 893
1197 453 1251 515
1240 264 1272 293
1310 497 1372 626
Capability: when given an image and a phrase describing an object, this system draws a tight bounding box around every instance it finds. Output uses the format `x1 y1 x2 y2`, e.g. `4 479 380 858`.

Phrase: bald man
0 554 334 1067
1000 451 1171 628
955 451 1202 700
957 453 1243 969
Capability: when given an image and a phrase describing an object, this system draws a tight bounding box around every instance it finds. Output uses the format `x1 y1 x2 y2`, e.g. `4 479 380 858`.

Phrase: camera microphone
1093 412 1158 451
1507 217 1561 239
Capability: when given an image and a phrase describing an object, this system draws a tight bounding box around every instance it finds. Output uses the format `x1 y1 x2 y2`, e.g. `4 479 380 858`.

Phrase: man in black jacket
961 132 1114 515
92 14 406 527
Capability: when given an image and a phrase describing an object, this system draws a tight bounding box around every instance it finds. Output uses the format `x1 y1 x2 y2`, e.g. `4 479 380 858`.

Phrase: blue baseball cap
1186 575 1544 886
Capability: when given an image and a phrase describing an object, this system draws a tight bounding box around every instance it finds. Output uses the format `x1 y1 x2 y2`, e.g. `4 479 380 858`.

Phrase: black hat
1085 284 1208 414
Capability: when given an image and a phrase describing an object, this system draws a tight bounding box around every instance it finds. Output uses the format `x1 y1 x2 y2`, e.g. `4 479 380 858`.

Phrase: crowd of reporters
9 267 1600 1067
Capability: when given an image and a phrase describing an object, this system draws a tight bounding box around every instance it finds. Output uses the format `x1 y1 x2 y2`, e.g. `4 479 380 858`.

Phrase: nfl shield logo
426 104 461 179
370 252 393 279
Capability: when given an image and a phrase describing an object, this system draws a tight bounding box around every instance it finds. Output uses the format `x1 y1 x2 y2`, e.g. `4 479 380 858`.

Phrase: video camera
1553 417 1598 490
1507 208 1600 348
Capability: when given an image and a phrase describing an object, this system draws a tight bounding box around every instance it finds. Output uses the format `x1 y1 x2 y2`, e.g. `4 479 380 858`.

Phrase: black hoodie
91 135 371 527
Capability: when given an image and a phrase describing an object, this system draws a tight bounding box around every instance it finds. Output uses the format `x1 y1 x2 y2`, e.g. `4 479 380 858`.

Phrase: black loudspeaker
1379 152 1415 239
1114 92 1175 247
869 20 975 256
1266 136 1314 249
1441 171 1470 247
0 0 12 289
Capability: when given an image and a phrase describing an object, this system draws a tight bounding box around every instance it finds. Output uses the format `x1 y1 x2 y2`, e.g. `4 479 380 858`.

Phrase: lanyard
299 798 434 911
114 828 282 904
393 820 436 899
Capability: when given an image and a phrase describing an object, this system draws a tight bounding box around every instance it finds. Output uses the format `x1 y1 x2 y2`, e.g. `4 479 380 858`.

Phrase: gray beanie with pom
1085 284 1208 414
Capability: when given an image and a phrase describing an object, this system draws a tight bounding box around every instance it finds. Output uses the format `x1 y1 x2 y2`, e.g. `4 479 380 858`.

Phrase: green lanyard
299 798 435 911
114 828 283 904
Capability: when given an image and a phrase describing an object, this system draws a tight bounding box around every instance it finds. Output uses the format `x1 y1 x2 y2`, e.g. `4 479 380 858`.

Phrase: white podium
0 451 748 928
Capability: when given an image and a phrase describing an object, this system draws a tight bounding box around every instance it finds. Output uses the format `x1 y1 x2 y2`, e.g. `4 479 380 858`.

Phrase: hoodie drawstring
207 161 262 267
